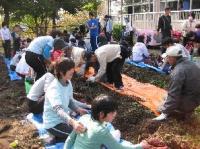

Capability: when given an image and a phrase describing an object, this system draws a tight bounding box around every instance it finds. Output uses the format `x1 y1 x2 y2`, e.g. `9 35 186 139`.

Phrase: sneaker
152 113 168 121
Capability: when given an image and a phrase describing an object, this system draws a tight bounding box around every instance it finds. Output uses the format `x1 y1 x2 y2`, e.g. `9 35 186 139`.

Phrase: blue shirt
87 18 99 36
27 36 54 58
43 79 76 129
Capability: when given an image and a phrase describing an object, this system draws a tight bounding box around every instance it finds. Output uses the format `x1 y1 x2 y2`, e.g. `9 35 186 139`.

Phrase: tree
0 0 19 25
82 0 102 14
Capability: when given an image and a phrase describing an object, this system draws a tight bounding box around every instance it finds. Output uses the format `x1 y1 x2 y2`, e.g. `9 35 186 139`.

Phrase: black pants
25 51 47 80
106 58 124 88
28 99 44 114
47 123 73 143
3 40 11 58
161 31 171 40
105 32 112 42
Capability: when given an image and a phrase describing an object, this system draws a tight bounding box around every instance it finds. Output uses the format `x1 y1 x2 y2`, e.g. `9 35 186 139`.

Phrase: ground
0 54 200 149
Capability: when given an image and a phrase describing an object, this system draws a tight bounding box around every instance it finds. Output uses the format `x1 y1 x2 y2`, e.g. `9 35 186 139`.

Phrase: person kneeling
43 58 88 143
154 46 200 121
64 94 152 149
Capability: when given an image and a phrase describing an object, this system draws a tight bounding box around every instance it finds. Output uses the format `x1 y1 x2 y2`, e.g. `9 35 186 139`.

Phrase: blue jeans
90 35 97 51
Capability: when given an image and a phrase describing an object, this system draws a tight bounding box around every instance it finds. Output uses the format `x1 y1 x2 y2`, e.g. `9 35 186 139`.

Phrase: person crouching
86 41 132 90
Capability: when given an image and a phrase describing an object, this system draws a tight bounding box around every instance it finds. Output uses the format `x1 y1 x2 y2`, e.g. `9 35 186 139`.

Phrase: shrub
112 24 122 42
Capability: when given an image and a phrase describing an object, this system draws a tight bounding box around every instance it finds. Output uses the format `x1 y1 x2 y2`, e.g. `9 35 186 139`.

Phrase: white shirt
71 47 86 67
16 53 30 75
10 51 24 66
182 20 197 37
27 73 54 101
131 42 149 62
0 27 12 40
95 44 121 80
125 22 133 33
27 36 54 55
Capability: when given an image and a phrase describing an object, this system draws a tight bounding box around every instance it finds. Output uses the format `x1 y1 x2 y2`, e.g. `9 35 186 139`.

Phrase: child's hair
137 35 145 43
53 38 66 50
55 58 75 79
50 29 62 39
2 21 7 27
63 45 73 58
91 95 118 121
84 51 99 73
26 38 32 43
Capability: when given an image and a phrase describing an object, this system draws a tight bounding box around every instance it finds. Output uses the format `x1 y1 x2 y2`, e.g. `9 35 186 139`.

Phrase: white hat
166 46 183 57
161 53 167 59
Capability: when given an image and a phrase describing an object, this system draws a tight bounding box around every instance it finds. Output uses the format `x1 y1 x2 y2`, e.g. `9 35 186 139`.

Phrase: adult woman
43 58 87 142
25 30 62 80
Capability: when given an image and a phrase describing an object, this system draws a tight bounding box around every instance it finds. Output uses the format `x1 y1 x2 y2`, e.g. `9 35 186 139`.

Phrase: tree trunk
52 10 57 29
34 17 39 37
3 5 10 26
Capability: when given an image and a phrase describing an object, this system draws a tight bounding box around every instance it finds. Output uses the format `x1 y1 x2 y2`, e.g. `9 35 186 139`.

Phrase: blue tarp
126 60 166 74
27 113 64 149
4 58 22 81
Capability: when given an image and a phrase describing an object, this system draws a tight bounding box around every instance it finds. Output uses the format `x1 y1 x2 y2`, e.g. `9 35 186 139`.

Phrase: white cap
161 53 167 59
166 46 183 57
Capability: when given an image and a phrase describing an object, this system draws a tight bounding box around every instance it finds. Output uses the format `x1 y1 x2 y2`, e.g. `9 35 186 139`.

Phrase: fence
112 9 200 31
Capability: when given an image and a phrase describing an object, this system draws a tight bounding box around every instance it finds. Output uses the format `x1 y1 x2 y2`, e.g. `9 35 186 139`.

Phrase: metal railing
112 9 200 31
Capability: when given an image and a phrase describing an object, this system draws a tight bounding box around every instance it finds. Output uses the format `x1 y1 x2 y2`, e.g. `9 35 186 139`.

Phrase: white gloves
87 76 96 82
152 113 168 121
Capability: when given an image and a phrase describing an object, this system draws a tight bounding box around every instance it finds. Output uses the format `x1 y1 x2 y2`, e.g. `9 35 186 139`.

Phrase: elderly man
154 45 200 121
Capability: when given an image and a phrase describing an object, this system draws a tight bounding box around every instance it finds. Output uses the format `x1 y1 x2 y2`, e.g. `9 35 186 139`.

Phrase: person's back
27 36 54 54
67 114 112 149
95 44 121 62
132 42 149 62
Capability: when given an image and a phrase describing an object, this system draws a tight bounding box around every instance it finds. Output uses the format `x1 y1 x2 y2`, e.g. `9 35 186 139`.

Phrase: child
131 35 150 63
51 38 66 62
10 38 32 72
64 94 153 149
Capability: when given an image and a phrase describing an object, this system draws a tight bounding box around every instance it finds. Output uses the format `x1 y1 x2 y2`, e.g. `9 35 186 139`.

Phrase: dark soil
123 64 170 89
1 54 200 149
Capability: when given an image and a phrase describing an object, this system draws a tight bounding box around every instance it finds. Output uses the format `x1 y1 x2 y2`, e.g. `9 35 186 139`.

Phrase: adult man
182 12 197 46
87 12 99 51
154 46 200 121
86 42 131 90
157 7 172 40
104 15 113 42
0 22 12 59
11 25 22 54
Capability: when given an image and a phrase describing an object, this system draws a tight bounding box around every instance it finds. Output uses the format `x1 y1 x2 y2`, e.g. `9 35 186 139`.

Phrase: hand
86 76 95 82
140 140 153 149
70 119 86 133
76 108 88 115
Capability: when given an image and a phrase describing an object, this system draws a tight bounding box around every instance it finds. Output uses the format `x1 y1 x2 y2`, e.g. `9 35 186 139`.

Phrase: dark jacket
161 58 200 114
157 15 172 33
